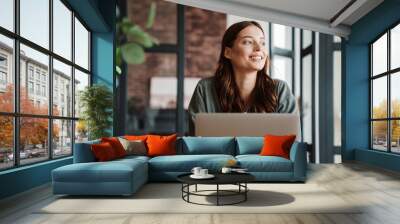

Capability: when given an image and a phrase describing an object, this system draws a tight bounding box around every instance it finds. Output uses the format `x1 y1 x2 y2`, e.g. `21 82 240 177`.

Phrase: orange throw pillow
260 134 296 159
91 142 117 161
146 134 177 157
101 137 126 158
124 135 148 141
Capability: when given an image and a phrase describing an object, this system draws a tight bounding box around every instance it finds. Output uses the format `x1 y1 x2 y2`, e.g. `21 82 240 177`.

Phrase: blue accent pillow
235 137 264 155
180 137 235 155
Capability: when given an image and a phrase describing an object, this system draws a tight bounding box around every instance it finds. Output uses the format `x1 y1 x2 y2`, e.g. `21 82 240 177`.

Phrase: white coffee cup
221 167 232 174
200 169 208 176
191 167 202 176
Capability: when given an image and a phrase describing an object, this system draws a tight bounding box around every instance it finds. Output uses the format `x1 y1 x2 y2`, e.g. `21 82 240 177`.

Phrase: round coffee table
177 173 255 206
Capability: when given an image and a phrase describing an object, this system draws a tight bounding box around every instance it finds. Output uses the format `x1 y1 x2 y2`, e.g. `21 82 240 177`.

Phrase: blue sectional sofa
52 137 307 196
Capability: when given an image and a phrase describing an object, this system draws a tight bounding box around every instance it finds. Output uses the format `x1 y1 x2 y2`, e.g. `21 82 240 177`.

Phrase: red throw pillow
91 142 117 161
260 134 296 159
146 134 177 157
101 137 126 158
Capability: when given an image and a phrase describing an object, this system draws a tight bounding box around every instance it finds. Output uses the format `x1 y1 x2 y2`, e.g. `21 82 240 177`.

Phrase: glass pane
372 34 387 76
127 53 176 134
391 24 400 70
74 17 89 70
20 44 49 115
20 117 49 165
0 116 13 170
0 0 14 31
53 0 72 60
302 54 312 143
372 76 387 119
127 0 177 44
273 24 292 50
372 121 387 151
0 35 14 112
391 72 400 118
20 0 49 49
75 120 88 143
74 69 89 118
302 30 312 48
53 59 72 117
271 55 293 90
391 120 400 153
333 51 342 147
53 119 72 157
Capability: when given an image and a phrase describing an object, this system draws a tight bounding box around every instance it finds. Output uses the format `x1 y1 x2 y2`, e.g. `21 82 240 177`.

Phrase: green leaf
127 27 153 48
146 2 156 29
121 42 145 64
116 66 122 75
116 47 122 67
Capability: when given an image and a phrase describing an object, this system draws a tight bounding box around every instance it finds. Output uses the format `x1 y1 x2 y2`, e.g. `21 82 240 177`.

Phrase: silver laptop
195 113 300 139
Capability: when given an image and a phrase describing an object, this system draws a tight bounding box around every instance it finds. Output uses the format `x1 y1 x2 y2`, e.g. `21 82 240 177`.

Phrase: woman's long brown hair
214 21 278 112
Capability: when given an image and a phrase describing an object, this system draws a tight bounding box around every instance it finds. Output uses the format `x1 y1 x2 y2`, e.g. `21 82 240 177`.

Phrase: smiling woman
188 21 297 135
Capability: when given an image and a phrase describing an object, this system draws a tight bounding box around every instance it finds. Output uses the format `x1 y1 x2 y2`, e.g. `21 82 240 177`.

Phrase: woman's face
224 25 267 72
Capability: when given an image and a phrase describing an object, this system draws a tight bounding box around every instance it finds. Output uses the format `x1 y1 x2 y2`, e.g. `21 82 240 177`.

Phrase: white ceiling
165 0 384 37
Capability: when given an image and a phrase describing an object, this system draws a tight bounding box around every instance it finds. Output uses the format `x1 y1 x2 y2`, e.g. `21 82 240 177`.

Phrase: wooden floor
1 162 400 224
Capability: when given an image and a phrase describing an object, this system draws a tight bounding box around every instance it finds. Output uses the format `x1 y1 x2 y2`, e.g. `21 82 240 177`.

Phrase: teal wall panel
344 0 400 171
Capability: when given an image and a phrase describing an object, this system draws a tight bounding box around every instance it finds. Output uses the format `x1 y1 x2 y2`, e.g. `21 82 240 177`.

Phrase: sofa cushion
73 139 100 163
179 137 235 155
260 134 296 159
148 154 235 172
91 142 118 161
53 158 147 183
236 155 293 172
235 137 263 155
101 137 127 158
118 138 147 156
147 134 177 157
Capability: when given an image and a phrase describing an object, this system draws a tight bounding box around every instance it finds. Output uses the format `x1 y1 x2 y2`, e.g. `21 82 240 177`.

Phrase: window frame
0 0 92 171
369 19 400 154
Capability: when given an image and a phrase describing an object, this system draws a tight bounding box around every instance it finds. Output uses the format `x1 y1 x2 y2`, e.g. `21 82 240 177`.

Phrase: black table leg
195 184 197 192
217 184 219 206
245 183 247 201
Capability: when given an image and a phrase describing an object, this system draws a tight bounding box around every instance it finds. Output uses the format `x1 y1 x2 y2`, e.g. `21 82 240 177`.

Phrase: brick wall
125 0 226 111
185 7 226 77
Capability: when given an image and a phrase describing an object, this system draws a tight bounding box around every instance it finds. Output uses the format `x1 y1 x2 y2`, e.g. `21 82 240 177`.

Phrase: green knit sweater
187 77 297 135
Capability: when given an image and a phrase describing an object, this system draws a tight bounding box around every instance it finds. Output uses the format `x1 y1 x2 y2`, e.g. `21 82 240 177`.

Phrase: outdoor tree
0 85 59 151
372 99 400 143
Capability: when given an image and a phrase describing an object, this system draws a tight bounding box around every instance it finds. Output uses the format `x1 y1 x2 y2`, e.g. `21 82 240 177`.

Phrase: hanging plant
116 2 158 75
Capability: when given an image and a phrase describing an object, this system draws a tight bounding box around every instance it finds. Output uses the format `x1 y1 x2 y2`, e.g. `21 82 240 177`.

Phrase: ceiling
165 0 384 37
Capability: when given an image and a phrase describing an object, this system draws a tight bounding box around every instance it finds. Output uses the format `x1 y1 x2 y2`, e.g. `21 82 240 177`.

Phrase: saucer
190 174 215 179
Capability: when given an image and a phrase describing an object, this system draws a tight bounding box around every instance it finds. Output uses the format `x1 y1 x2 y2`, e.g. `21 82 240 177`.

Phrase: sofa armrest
73 140 100 163
289 141 307 181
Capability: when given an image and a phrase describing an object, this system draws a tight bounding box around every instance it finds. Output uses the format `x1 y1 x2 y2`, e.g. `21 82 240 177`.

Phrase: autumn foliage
0 85 59 150
372 99 400 142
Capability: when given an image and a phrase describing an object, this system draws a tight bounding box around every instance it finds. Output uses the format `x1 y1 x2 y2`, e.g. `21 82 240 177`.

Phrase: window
0 0 91 170
28 67 34 80
0 0 14 32
0 55 7 67
0 71 6 85
370 23 400 153
41 85 46 97
74 17 89 70
36 83 40 95
28 81 34 94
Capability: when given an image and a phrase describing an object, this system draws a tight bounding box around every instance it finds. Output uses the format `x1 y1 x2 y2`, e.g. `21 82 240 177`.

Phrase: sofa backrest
178 137 235 155
235 137 264 155
73 139 100 163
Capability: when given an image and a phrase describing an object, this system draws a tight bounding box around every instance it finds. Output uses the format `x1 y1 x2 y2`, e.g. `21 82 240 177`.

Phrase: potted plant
79 84 113 140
